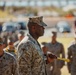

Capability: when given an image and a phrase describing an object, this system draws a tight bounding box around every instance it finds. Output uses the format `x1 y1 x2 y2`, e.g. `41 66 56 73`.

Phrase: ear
31 25 36 32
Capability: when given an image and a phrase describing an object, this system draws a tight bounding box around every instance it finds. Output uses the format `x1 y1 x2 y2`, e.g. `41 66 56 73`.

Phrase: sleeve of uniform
67 46 72 73
17 42 42 75
12 57 19 75
59 43 65 68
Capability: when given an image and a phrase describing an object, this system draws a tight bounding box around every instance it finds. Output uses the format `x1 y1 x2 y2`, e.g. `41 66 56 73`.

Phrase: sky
0 0 76 7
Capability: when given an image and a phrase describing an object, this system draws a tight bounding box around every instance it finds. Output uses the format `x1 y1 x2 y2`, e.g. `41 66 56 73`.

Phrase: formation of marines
0 38 18 75
0 16 76 75
42 31 65 75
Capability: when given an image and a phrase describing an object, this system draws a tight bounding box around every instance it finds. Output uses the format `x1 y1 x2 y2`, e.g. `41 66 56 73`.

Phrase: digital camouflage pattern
67 40 76 75
0 51 18 75
17 34 46 75
29 16 47 26
45 42 65 75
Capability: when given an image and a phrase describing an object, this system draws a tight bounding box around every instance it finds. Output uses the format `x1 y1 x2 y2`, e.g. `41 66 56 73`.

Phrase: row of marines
0 16 76 75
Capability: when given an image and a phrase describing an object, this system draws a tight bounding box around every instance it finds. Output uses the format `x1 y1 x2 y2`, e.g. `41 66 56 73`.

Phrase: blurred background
0 0 76 75
0 0 76 33
0 0 76 17
0 0 76 38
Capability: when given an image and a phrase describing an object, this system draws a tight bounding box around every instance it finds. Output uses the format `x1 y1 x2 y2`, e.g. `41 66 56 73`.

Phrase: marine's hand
47 51 57 63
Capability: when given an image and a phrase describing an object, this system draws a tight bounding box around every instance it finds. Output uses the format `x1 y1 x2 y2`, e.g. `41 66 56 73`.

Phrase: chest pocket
35 45 43 58
48 45 61 56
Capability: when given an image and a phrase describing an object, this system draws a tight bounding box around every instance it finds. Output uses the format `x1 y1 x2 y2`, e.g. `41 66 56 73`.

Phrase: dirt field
61 66 70 75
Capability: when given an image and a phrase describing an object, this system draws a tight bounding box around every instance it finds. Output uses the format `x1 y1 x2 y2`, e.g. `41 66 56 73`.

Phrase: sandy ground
61 66 70 75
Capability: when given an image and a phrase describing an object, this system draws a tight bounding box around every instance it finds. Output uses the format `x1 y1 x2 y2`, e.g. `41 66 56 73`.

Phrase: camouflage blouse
17 34 46 75
0 51 18 75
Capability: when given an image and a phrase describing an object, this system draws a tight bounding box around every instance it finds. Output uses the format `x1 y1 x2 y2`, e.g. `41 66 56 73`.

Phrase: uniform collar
27 34 40 46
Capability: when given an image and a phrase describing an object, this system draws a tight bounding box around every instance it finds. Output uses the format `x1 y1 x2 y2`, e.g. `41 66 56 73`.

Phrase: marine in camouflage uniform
0 37 18 75
14 31 25 49
67 39 76 75
17 16 56 75
43 31 65 75
4 37 16 57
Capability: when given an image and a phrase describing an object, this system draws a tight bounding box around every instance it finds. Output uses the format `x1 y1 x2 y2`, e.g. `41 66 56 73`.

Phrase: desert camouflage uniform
67 40 76 75
0 51 18 75
45 42 65 75
17 34 46 75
